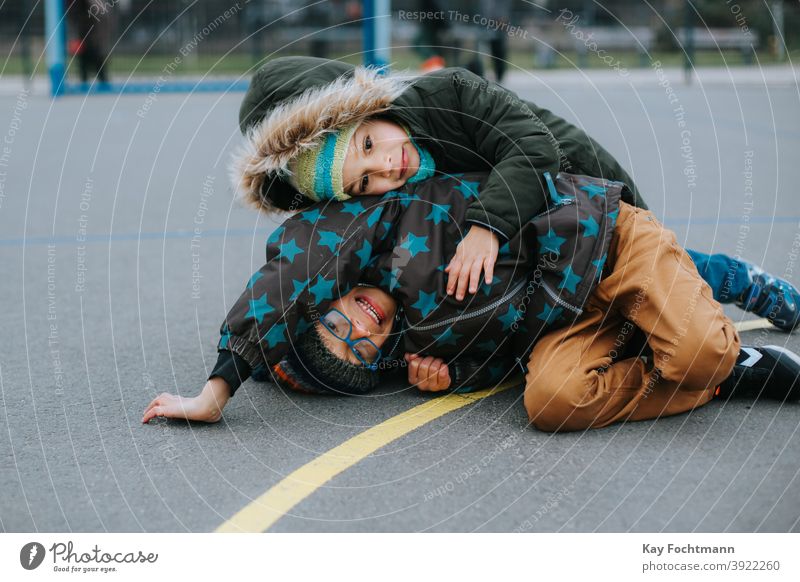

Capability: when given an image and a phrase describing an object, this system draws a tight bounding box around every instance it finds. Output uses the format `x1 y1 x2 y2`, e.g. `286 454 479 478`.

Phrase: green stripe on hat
289 121 360 202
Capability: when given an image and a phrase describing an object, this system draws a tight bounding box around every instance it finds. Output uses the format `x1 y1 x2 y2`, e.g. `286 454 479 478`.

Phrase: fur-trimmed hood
229 59 411 214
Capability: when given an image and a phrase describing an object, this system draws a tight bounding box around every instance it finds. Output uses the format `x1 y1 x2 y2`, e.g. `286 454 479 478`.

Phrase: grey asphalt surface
1 69 799 532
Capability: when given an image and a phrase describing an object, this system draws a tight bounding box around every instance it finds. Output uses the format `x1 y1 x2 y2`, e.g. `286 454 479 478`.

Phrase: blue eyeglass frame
319 308 383 370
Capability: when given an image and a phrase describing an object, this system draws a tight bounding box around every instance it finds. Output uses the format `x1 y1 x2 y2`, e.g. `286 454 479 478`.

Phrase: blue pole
45 0 67 97
362 0 390 70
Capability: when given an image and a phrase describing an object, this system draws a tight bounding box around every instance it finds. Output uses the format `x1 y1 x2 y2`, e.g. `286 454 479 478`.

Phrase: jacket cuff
209 350 252 397
465 218 510 241
464 208 517 240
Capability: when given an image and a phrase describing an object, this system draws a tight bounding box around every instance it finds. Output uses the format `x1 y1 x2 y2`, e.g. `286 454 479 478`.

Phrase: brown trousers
524 202 740 432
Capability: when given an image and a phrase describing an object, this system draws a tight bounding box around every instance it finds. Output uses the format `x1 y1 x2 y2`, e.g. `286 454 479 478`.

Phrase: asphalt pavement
1 66 798 532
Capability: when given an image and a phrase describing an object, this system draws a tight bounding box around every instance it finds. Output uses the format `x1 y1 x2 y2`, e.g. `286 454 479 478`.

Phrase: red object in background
68 38 85 56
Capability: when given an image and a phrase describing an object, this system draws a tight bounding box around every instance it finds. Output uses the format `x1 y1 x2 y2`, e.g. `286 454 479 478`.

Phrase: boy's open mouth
355 295 385 326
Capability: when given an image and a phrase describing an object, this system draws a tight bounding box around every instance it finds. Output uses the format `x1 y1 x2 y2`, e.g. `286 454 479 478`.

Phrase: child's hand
142 377 231 424
405 353 451 392
445 225 499 301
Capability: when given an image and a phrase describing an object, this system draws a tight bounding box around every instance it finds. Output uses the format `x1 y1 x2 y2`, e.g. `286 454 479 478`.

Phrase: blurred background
1 0 798 93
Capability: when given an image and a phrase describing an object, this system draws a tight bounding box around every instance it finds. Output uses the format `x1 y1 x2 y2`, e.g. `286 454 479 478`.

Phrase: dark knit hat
272 324 382 395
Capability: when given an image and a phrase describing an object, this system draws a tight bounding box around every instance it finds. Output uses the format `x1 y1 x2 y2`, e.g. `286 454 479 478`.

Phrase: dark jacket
229 56 645 241
210 170 625 395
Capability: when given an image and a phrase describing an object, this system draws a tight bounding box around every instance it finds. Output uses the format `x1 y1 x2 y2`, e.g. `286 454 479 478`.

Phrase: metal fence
1 0 797 82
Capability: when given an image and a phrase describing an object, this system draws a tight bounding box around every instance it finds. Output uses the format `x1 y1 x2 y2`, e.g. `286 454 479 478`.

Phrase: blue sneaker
736 266 799 332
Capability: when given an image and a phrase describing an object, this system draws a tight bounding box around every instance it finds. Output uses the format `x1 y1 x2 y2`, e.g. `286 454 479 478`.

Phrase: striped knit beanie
287 122 360 202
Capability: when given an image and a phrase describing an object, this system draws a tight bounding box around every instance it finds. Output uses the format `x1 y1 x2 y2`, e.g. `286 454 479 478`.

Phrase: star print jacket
211 170 626 395
228 55 645 240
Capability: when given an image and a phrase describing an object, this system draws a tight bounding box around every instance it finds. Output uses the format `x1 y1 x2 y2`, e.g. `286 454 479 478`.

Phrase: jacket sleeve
451 68 561 240
446 354 521 394
211 198 399 395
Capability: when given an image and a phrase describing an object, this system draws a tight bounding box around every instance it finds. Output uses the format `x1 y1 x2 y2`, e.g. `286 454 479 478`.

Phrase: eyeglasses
320 308 383 369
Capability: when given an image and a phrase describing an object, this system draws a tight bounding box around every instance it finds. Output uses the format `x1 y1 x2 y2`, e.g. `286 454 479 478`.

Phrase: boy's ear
261 174 313 212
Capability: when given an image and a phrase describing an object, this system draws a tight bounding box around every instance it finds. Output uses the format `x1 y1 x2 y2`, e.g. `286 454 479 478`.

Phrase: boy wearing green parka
229 56 800 330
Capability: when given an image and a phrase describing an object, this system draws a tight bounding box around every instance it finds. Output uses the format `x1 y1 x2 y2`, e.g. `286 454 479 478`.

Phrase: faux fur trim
229 65 410 213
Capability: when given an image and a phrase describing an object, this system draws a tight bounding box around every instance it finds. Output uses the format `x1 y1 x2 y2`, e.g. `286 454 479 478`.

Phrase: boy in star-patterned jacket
142 170 800 432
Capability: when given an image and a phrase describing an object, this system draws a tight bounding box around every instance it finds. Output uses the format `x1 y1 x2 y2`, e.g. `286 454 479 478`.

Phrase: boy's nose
350 318 372 338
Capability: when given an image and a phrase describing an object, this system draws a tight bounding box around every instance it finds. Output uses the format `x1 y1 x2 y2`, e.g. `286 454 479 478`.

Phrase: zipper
541 281 583 315
533 197 575 219
404 199 583 334
407 278 528 332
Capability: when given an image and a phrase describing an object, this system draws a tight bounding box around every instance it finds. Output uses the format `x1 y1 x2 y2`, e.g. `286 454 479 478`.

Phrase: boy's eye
364 135 372 151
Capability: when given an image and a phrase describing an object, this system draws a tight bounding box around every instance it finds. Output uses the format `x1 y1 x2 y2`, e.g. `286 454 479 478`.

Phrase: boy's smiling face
342 119 420 197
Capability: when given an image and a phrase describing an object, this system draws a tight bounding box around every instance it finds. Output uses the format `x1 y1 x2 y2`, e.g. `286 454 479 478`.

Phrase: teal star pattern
537 304 564 324
367 206 384 227
289 278 310 301
267 226 285 245
277 238 304 263
247 271 263 289
355 239 373 269
383 191 420 208
309 275 335 303
608 208 619 227
499 304 522 331
425 204 451 225
379 221 393 242
245 293 275 324
411 290 438 318
454 179 480 200
318 230 344 253
219 323 232 349
379 268 401 291
434 327 463 346
558 265 583 294
579 215 600 238
341 201 365 216
580 183 607 199
476 339 498 353
400 232 430 257
592 254 607 279
478 275 502 296
263 322 287 348
300 208 325 223
499 241 511 257
537 228 567 256
439 172 464 181
295 317 312 336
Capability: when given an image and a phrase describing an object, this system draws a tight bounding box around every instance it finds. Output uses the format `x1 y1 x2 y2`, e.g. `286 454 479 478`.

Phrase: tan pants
524 202 741 432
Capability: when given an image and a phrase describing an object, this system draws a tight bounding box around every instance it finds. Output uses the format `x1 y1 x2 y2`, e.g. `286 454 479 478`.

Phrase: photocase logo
20 542 46 570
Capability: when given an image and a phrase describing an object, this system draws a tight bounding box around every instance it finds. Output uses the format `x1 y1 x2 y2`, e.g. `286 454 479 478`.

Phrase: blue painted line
0 226 274 248
2 216 798 249
59 79 250 96
662 215 800 226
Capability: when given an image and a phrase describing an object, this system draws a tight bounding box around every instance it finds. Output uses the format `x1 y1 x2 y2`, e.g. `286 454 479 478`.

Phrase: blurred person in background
67 0 111 84
478 0 511 83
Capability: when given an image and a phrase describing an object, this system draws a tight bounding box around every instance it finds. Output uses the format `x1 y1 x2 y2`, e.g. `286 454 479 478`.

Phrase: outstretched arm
141 377 232 424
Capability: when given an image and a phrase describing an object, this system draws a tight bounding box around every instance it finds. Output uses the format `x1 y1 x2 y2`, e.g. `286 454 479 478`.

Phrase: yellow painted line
734 318 772 332
215 378 522 533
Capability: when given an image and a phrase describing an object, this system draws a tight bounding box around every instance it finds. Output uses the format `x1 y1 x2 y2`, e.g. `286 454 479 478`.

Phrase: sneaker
716 345 800 401
736 266 799 332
